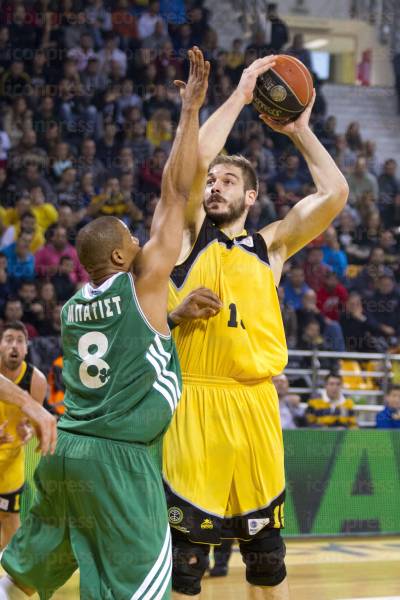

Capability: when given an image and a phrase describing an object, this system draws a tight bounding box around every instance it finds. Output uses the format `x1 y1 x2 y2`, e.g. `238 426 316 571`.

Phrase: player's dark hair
76 216 125 272
209 155 259 194
1 320 28 341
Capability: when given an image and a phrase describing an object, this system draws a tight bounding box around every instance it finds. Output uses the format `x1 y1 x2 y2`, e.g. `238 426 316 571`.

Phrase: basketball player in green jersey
0 47 209 600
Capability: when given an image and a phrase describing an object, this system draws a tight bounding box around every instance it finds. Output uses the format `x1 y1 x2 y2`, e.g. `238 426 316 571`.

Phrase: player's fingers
194 291 223 307
249 55 276 70
204 60 210 83
187 49 194 78
193 46 202 79
193 45 202 64
198 307 218 319
189 46 198 79
260 113 288 129
173 80 186 90
25 425 34 443
190 288 222 304
306 88 316 110
252 60 277 78
198 48 206 78
50 418 57 455
197 50 205 81
249 56 276 74
40 414 56 455
196 298 222 312
34 425 43 453
259 114 278 128
191 286 221 298
39 423 50 455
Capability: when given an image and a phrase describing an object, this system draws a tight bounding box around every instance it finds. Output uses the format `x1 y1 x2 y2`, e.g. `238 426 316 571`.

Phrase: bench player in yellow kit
163 56 349 599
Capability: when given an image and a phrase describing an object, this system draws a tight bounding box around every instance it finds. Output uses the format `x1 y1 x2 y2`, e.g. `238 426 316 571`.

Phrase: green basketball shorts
21 436 41 520
1 430 171 600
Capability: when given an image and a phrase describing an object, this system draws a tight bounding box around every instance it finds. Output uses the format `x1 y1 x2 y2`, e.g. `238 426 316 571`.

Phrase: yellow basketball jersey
169 217 288 381
0 361 31 451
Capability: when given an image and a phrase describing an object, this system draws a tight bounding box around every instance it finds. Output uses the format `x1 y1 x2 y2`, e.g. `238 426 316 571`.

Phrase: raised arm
259 92 349 285
134 47 209 330
185 56 277 234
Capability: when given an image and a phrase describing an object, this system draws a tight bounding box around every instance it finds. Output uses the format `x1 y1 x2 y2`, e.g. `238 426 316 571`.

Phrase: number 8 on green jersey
59 271 182 443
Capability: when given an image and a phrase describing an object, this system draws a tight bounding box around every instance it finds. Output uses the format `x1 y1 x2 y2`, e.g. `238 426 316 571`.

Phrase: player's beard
203 193 246 227
2 353 23 371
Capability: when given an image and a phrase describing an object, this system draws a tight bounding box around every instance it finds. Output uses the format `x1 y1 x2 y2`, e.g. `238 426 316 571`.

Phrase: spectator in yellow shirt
0 189 58 241
87 176 142 222
0 193 31 228
30 186 58 234
12 212 44 254
146 108 173 151
226 38 244 70
306 373 357 428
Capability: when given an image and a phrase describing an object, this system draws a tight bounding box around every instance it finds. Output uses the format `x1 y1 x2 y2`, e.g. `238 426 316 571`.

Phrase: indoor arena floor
2 537 399 599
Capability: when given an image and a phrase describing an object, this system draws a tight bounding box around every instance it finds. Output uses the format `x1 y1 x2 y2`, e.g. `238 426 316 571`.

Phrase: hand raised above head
236 55 277 105
173 46 210 110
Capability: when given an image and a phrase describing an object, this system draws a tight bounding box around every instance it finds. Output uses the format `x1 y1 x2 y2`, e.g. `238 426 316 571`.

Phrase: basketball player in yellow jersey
0 378 55 452
163 56 349 600
0 321 47 548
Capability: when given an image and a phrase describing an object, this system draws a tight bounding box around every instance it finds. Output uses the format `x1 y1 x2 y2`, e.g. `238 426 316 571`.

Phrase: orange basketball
253 54 314 122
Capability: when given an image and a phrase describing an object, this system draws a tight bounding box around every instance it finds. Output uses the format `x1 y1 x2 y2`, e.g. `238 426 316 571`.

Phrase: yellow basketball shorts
163 376 285 543
0 447 25 513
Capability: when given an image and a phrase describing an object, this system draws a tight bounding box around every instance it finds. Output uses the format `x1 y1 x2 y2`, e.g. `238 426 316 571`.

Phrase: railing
286 349 400 426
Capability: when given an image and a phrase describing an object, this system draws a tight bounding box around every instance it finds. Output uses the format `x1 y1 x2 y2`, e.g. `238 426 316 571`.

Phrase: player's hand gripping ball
253 54 313 122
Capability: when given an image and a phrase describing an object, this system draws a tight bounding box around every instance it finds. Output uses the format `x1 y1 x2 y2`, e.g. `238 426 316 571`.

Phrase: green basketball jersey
58 271 182 444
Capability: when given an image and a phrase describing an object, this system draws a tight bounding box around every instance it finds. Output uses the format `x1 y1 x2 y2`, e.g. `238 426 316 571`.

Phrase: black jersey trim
252 232 270 264
19 363 34 393
232 236 270 268
170 238 222 291
170 217 270 290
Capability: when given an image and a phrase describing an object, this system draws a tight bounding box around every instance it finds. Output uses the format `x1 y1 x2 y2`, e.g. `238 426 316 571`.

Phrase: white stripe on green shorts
130 527 171 600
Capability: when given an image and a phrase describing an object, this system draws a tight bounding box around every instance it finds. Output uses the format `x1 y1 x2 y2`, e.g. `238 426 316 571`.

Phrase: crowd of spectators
0 0 400 423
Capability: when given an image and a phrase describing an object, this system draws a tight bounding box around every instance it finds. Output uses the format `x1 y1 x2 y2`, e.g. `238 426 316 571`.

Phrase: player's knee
240 530 286 587
172 534 210 596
